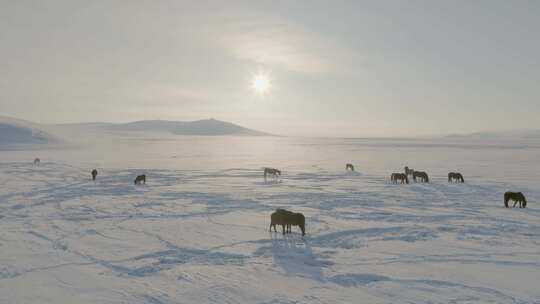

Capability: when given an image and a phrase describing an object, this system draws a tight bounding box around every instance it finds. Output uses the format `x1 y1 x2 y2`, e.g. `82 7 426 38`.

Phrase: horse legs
281 224 285 235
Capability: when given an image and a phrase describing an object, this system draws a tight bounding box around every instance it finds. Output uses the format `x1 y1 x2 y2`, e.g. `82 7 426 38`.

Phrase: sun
252 73 271 94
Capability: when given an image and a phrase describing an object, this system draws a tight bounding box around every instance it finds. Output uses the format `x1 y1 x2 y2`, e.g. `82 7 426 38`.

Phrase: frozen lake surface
1 135 539 303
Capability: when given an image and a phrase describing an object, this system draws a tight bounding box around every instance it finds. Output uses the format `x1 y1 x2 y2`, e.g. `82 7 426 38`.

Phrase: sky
1 0 539 137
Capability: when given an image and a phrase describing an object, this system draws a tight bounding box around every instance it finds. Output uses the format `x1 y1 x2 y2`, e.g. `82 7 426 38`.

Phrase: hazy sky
1 1 539 137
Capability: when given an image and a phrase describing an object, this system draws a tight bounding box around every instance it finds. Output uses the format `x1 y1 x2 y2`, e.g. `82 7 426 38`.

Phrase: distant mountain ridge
444 129 540 140
105 118 268 136
0 116 58 144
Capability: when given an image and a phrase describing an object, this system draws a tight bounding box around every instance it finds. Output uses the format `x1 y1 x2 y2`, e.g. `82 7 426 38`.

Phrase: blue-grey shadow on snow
253 232 333 282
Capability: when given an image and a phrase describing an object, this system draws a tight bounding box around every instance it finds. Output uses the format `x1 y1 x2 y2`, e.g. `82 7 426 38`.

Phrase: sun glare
252 74 271 94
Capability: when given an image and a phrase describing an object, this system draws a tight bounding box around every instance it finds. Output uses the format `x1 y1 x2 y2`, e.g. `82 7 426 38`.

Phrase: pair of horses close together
269 208 306 236
403 166 429 183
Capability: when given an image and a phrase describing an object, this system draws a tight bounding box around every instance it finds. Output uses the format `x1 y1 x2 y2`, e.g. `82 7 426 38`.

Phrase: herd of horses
31 159 529 237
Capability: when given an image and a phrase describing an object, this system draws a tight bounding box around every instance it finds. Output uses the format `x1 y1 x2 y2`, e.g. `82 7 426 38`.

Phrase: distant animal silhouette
413 171 429 183
345 163 355 171
391 173 409 184
264 168 281 179
134 174 146 185
91 169 98 181
504 192 527 208
404 166 414 176
33 158 40 165
448 172 464 183
269 208 306 236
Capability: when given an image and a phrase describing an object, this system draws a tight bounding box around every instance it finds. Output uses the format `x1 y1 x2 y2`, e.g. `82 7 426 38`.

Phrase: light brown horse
345 163 355 171
391 173 409 184
448 172 464 183
413 171 429 183
134 174 146 185
269 208 306 236
504 192 527 208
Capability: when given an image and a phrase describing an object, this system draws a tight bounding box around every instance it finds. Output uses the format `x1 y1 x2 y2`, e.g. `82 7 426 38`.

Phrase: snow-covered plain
1 135 540 303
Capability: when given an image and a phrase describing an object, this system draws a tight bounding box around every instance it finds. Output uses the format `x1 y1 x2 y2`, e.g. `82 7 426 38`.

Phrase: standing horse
448 172 464 183
413 171 429 183
33 158 40 165
504 192 527 208
134 174 146 185
404 166 414 176
269 208 306 236
264 168 281 179
391 173 409 184
91 169 98 181
345 163 355 171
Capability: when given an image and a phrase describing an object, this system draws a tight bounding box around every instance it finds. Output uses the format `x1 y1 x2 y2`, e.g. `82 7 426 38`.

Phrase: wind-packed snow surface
1 136 539 303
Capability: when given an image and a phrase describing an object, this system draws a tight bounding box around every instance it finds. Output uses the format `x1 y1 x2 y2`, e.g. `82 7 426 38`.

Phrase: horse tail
504 193 509 208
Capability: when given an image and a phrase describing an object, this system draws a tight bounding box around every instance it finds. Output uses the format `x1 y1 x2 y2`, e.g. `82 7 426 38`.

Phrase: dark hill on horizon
105 118 268 136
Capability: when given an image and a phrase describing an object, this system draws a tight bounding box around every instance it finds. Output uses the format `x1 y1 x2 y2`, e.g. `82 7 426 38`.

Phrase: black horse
448 172 464 183
345 163 355 171
134 174 146 185
504 192 527 208
413 171 429 183
91 169 98 181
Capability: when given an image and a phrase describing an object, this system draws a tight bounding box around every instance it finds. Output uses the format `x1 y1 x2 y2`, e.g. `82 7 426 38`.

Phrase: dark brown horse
134 174 146 185
91 169 98 181
413 171 429 183
504 192 527 208
391 173 409 184
448 172 464 183
269 208 305 236
264 168 281 179
345 163 355 171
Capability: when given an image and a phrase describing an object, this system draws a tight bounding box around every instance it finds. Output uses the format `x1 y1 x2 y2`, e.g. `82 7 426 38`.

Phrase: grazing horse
134 174 146 185
391 173 409 184
345 163 355 171
404 166 414 176
269 208 306 236
413 171 429 183
91 169 98 181
264 168 281 179
33 158 40 165
504 192 527 208
448 172 464 183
